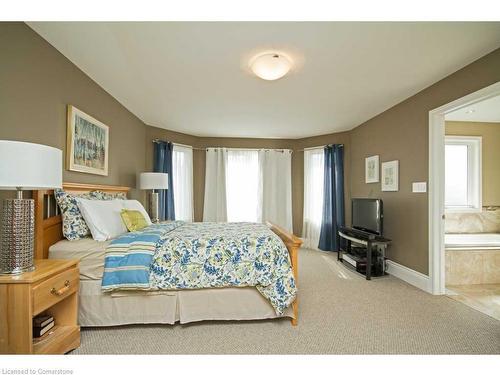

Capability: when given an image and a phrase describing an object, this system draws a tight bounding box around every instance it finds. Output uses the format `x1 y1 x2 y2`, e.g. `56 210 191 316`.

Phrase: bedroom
0 1 499 372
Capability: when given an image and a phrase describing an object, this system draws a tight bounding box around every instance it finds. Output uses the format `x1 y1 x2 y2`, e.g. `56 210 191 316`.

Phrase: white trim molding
386 260 431 293
428 81 500 295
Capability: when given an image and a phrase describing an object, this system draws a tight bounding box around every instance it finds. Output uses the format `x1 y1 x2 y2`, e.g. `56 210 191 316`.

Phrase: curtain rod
205 147 292 153
297 144 344 152
152 139 205 150
153 139 292 153
153 138 342 152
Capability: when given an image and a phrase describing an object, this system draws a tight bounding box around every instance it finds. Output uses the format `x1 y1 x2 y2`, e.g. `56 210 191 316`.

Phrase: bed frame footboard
266 222 302 326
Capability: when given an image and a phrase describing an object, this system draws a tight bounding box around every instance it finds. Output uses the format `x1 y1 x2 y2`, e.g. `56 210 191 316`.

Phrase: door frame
428 81 500 295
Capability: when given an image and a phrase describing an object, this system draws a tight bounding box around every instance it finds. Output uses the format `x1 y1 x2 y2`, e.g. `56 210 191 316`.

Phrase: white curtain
172 144 194 221
303 148 324 249
258 150 293 231
202 147 293 228
203 148 228 222
226 150 260 222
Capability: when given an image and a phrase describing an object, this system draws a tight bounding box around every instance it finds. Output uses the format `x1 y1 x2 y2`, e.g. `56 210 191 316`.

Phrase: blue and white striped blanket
101 222 182 291
101 221 297 315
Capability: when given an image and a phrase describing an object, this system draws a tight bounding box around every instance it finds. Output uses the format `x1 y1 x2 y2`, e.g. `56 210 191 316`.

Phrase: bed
34 183 301 326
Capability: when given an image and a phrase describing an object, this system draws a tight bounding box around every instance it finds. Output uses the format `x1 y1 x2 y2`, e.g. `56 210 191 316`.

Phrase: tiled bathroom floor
446 284 500 320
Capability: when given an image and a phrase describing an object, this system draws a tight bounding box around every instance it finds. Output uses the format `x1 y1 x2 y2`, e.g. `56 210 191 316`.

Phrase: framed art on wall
381 160 399 191
67 105 109 176
365 155 379 183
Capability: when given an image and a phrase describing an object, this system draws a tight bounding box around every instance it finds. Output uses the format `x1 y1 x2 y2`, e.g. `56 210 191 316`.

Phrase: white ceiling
28 22 500 139
446 94 500 122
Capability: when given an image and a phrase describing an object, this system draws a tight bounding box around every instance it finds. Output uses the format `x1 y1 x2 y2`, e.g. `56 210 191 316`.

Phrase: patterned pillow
54 189 127 241
90 190 127 201
54 189 93 240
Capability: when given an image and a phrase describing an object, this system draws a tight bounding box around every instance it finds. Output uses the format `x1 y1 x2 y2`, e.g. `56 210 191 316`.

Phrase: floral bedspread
102 221 297 315
150 222 297 315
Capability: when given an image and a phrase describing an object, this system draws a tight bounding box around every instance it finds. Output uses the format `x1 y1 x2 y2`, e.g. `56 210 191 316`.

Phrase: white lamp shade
0 140 62 190
250 53 292 81
138 172 168 190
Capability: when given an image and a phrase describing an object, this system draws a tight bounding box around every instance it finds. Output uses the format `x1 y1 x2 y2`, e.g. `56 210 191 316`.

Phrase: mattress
49 238 109 280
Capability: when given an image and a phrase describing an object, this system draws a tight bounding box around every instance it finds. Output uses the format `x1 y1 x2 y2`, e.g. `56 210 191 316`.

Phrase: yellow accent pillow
120 209 149 232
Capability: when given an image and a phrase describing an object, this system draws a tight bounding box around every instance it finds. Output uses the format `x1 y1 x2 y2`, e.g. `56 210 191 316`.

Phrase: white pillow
77 198 127 241
121 200 152 225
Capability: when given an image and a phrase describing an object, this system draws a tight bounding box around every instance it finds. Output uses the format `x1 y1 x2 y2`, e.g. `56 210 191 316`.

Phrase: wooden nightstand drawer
33 267 79 316
0 259 80 354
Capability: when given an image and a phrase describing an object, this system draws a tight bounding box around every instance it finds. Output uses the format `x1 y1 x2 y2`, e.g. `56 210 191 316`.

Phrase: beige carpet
73 249 500 354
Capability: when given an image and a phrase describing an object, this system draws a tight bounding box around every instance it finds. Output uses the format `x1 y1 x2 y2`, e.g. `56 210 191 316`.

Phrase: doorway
429 81 500 319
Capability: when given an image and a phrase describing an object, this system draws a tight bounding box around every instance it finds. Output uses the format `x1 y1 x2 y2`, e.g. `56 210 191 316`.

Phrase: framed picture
365 155 379 183
67 105 109 176
382 160 399 191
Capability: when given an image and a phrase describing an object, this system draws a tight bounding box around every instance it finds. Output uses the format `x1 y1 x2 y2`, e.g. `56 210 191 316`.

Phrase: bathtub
445 235 500 284
445 233 500 249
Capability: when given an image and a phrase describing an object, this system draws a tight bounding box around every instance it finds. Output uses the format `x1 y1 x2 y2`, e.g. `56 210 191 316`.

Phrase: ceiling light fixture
250 53 292 81
465 109 476 114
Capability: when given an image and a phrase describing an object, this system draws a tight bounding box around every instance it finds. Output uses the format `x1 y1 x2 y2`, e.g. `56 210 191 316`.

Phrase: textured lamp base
150 191 160 223
0 198 35 274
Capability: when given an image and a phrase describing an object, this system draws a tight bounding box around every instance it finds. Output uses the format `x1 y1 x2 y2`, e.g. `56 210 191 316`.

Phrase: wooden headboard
33 182 131 259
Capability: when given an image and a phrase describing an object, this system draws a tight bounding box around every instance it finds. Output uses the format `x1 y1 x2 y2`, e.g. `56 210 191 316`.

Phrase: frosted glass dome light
250 53 292 81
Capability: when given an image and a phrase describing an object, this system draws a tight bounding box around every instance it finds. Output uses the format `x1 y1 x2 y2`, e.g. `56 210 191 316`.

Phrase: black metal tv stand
337 227 391 280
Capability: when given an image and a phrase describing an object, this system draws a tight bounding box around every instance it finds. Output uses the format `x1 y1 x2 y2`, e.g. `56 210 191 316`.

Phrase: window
172 144 194 221
226 150 259 222
445 136 481 211
302 149 324 249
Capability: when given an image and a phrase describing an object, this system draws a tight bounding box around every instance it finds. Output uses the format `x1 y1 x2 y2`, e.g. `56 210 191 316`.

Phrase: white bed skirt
79 280 294 326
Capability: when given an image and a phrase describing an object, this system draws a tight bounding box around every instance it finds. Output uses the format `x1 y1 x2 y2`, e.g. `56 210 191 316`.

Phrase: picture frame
365 155 379 183
381 160 399 191
67 105 109 176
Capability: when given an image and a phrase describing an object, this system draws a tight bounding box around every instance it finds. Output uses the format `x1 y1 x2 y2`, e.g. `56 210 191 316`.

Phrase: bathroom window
445 136 482 211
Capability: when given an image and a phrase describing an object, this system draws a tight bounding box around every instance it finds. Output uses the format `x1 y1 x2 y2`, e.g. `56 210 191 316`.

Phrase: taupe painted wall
446 121 500 206
349 48 500 275
0 22 147 197
0 22 149 244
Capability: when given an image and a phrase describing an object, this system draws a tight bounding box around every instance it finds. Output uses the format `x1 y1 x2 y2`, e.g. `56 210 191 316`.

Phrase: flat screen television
351 198 383 236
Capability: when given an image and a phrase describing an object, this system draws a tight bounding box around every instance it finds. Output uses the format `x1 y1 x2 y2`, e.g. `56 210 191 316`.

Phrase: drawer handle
50 280 70 296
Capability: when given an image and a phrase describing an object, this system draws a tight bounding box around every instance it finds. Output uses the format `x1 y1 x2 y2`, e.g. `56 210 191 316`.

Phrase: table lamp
138 172 168 223
0 140 62 274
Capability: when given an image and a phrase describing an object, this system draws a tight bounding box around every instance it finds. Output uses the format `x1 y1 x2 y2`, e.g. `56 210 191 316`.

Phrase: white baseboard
386 260 431 293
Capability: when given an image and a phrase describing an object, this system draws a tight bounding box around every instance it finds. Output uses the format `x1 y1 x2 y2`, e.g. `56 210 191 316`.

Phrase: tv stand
338 227 391 280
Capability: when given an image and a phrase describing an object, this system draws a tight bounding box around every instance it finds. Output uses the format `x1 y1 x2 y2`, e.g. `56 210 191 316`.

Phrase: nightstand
0 259 80 354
